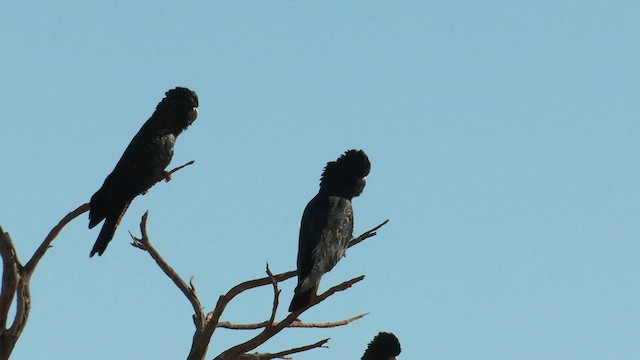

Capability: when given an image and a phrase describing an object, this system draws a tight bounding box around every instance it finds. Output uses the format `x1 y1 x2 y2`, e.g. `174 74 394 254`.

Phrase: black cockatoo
88 87 199 257
288 149 371 312
361 332 401 360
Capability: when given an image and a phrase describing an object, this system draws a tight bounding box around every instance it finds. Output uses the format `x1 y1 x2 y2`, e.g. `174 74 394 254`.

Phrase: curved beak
188 107 198 124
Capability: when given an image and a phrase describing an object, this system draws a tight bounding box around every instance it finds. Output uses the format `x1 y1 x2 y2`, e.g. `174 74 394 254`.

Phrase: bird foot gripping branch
163 170 173 182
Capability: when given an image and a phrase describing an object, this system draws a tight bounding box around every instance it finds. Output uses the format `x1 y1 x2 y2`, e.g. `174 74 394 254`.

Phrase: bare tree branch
0 159 195 359
216 312 368 330
213 275 365 360
130 211 205 330
186 268 300 360
205 218 388 327
0 233 25 360
0 203 90 360
203 221 387 360
166 160 195 176
237 338 329 360
265 265 279 329
347 219 389 249
190 276 198 294
24 203 90 274
0 230 20 332
131 216 388 360
143 160 196 194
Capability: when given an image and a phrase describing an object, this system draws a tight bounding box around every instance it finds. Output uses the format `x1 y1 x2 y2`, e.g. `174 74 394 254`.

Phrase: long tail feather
90 217 117 257
89 202 130 257
288 285 316 312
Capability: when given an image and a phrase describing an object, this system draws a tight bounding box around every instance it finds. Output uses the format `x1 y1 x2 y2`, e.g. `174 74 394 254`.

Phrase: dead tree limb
347 219 389 250
0 203 90 360
166 160 195 176
216 312 368 330
237 338 329 360
0 160 194 359
130 211 205 329
265 265 279 329
130 212 389 360
212 275 365 360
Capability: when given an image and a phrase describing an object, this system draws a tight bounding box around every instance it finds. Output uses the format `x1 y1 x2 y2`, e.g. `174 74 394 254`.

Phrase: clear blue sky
2 2 639 359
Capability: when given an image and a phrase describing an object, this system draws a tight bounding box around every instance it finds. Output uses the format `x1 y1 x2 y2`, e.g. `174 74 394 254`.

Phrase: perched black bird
288 149 371 312
362 332 401 360
88 87 199 257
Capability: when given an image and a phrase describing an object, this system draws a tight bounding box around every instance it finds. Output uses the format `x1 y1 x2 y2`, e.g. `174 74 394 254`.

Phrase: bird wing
111 126 175 195
89 124 175 227
298 196 353 292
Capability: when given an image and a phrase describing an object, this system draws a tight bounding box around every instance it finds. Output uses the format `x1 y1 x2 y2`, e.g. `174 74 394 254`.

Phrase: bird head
319 149 371 199
361 332 401 360
154 87 199 132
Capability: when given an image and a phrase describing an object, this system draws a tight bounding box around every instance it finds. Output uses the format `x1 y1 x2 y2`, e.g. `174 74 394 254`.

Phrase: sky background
1 1 639 359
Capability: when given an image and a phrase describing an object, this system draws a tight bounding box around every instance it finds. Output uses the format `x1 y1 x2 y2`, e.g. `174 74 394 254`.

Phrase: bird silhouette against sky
289 149 370 311
88 87 198 256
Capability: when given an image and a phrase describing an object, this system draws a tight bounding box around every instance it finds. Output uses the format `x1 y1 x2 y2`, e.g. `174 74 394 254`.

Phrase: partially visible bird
88 87 199 257
288 149 371 312
361 332 401 360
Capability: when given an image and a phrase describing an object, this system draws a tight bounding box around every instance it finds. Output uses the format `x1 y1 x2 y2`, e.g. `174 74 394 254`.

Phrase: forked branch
130 211 205 329
213 274 365 360
0 203 89 360
131 211 388 360
216 312 368 329
0 160 194 360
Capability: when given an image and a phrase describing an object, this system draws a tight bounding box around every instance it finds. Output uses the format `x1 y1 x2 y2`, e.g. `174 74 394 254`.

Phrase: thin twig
347 219 389 249
186 220 388 360
187 268 301 360
144 160 195 194
190 276 198 294
216 312 368 330
205 219 389 327
130 212 205 329
24 203 90 274
213 275 365 360
148 220 389 360
237 338 330 360
158 160 195 184
265 265 279 328
168 160 195 176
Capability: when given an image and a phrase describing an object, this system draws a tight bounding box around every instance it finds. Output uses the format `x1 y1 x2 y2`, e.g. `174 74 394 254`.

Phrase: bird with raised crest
288 149 371 312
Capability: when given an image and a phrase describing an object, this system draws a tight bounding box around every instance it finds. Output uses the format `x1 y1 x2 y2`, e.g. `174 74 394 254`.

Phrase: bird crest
362 332 401 360
319 149 370 192
157 87 199 111
153 87 199 132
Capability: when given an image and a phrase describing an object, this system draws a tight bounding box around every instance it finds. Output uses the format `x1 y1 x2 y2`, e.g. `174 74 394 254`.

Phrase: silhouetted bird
362 332 401 360
88 87 199 257
288 149 370 312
